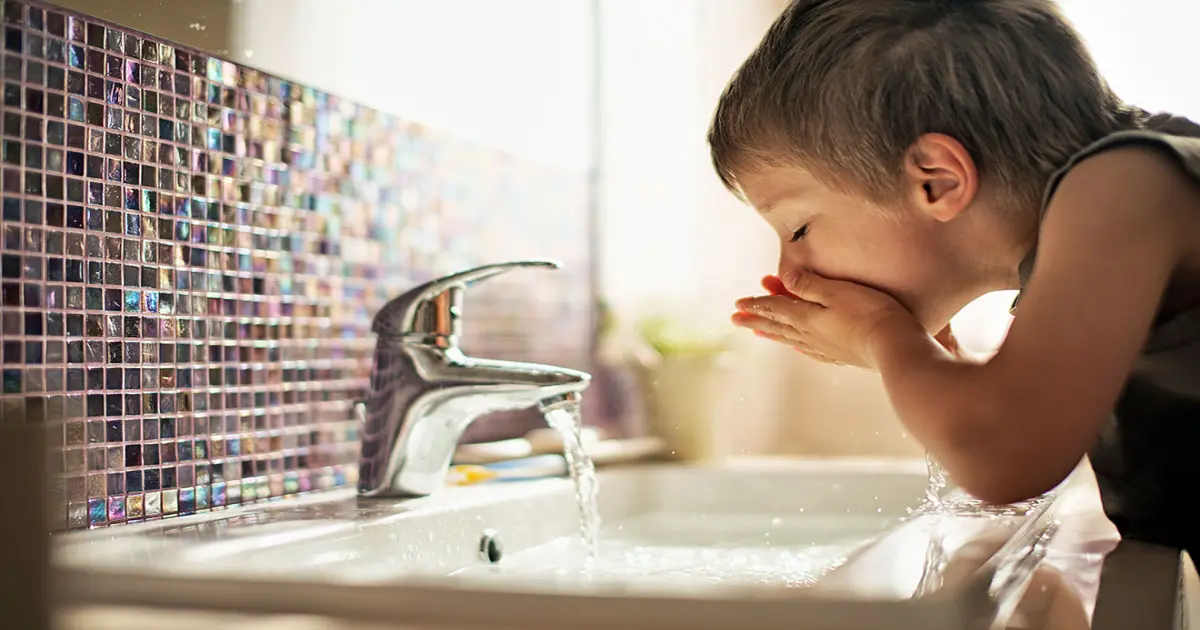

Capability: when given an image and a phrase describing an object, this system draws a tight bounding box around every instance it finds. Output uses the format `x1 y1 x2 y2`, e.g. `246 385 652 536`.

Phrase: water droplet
770 517 782 526
188 23 207 31
243 49 255 58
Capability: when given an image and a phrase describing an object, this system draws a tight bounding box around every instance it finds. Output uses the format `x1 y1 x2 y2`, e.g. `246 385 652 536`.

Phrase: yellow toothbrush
446 465 500 486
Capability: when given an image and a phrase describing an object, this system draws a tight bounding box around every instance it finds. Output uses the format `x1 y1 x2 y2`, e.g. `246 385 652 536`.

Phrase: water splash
543 401 601 560
908 452 1052 520
908 452 1057 599
923 452 948 512
914 518 948 597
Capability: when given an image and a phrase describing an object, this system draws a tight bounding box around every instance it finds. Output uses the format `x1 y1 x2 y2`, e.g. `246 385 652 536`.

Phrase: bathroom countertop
56 461 1198 630
982 462 1198 629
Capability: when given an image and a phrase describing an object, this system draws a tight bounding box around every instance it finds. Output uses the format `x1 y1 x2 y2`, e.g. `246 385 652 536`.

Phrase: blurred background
36 0 1200 460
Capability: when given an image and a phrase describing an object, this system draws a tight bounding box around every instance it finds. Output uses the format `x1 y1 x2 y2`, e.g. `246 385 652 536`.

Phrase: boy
718 0 1200 560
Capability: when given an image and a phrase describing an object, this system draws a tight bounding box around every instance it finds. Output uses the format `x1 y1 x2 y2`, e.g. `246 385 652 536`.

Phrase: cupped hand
732 273 925 369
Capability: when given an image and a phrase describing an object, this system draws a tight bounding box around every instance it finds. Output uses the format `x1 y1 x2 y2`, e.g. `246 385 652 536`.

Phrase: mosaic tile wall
0 0 595 530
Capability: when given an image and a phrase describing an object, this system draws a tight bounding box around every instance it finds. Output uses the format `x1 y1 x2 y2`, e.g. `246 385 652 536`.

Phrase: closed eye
789 223 810 243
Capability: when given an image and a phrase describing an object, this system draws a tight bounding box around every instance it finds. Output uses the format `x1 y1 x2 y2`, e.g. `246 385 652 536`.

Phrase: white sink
55 459 1065 630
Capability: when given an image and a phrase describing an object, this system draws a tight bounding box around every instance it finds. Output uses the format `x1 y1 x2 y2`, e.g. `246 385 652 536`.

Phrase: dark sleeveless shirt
1014 112 1200 557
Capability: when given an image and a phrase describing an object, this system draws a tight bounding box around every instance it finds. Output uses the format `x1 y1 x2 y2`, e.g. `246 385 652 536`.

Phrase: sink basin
55 458 1065 630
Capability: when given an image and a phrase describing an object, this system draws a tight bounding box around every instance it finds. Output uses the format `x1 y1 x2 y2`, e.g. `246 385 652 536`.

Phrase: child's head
710 0 1133 330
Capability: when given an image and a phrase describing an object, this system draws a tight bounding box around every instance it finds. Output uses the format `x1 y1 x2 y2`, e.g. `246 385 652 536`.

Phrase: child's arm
872 145 1197 503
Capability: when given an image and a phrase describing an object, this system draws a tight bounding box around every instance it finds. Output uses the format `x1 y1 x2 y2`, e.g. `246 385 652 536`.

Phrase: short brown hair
709 0 1139 210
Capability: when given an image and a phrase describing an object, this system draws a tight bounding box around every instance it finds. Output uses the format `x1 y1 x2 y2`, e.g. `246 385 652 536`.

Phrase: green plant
637 313 730 358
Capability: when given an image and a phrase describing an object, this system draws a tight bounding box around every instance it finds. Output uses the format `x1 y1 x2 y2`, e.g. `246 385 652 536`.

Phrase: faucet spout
357 345 590 497
355 261 592 498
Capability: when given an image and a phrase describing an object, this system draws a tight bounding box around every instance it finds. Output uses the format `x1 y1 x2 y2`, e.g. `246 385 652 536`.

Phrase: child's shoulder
1013 111 1200 314
1043 111 1200 214
1040 112 1200 266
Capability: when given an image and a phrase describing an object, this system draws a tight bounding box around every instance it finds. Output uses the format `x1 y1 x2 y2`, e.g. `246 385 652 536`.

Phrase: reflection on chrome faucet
356 260 592 498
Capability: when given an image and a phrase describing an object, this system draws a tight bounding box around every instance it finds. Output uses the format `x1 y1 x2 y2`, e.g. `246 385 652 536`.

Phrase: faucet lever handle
373 259 562 339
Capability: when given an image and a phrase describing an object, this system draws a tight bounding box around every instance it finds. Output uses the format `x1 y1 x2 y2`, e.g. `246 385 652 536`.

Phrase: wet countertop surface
992 463 1196 629
56 461 1198 630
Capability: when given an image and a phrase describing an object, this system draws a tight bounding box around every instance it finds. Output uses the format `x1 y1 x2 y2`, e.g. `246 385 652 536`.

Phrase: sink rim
53 563 984 630
53 457 934 570
52 456 1070 630
57 456 930 544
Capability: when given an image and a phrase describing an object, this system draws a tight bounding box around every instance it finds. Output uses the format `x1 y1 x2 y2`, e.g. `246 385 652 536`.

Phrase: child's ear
903 133 979 222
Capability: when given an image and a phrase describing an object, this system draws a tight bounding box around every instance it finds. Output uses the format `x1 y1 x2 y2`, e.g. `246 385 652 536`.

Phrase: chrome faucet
356 260 592 498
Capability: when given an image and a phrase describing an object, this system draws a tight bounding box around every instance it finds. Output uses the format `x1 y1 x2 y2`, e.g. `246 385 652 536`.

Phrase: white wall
229 0 594 171
594 0 700 313
594 0 782 318
594 0 802 457
1059 0 1200 120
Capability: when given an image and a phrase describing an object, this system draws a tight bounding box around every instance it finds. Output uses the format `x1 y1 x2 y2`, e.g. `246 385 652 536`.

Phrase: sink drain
479 529 503 564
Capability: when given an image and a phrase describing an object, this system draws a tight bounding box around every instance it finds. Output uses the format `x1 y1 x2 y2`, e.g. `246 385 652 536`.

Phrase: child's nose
776 253 805 280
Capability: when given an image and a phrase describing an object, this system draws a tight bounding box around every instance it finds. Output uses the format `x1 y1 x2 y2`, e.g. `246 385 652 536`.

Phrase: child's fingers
761 274 797 298
735 295 821 322
732 312 823 355
731 310 796 340
739 320 834 362
749 330 813 354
